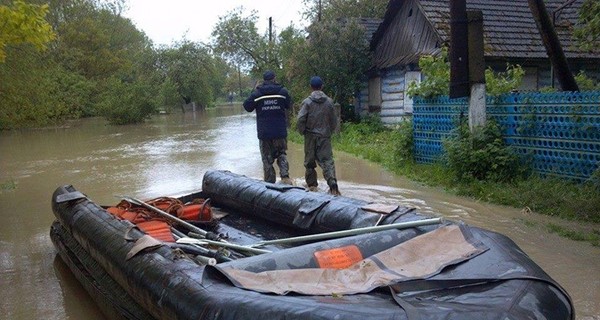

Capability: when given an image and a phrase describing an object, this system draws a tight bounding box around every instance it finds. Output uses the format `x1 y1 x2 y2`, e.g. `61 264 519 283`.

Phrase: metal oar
248 217 444 247
179 236 271 255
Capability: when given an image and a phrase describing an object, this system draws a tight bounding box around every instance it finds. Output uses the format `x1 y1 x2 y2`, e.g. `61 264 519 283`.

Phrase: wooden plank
382 100 404 109
382 92 404 101
381 108 405 117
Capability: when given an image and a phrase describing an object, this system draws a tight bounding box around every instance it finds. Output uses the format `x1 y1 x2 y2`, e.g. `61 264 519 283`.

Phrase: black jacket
243 81 291 140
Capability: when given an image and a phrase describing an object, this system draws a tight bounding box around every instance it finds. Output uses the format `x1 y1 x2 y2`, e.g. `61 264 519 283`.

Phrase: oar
179 236 271 255
248 217 444 247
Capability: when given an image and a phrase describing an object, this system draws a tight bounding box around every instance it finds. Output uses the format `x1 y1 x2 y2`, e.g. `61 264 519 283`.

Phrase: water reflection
0 106 598 319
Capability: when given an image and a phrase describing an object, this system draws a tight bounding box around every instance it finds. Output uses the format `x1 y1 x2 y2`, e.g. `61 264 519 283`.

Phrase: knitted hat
263 70 275 81
310 76 323 88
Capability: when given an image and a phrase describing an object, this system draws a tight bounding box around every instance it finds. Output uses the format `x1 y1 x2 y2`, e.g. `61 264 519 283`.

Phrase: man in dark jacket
296 76 340 195
243 70 292 184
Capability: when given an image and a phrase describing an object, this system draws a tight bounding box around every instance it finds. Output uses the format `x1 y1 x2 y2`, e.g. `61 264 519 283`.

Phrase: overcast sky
123 0 308 46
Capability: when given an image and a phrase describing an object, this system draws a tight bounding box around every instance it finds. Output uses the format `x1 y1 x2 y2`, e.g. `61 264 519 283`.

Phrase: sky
123 0 308 46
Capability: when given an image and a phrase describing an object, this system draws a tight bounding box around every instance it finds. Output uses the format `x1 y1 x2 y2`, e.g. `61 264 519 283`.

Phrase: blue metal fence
413 91 600 181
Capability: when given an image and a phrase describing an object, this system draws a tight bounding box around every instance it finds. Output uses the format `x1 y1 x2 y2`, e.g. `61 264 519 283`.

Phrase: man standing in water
296 76 341 196
244 70 293 184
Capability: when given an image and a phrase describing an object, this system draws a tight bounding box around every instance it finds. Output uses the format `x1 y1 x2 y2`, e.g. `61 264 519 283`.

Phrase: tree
289 0 387 107
0 0 56 62
301 0 388 22
157 40 223 108
1 0 161 127
574 0 600 51
298 19 371 105
277 25 308 97
211 7 272 72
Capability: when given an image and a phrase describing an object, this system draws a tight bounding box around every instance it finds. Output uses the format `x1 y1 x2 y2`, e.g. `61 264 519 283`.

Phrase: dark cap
310 76 323 88
263 70 275 81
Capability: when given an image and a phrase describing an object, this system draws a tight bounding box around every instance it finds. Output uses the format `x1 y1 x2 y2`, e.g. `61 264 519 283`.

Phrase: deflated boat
50 170 574 320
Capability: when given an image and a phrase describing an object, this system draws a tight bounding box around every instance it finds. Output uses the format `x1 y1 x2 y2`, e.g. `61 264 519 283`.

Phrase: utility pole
269 17 273 42
238 64 242 97
318 0 322 22
449 0 470 98
528 0 579 91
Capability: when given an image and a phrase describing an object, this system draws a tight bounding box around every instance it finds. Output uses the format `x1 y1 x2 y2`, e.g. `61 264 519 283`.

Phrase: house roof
371 0 599 61
358 18 384 43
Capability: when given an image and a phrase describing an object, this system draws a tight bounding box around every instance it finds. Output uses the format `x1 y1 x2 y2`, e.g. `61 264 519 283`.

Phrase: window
369 77 382 111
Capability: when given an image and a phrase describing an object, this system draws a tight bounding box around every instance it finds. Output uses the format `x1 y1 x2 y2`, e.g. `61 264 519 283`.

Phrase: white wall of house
361 68 423 124
379 69 406 123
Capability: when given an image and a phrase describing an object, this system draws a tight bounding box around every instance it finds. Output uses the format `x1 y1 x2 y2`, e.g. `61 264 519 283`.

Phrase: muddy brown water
0 106 598 319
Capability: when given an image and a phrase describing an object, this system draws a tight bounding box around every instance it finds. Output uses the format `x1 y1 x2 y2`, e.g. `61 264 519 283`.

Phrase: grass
546 223 600 247
0 179 17 192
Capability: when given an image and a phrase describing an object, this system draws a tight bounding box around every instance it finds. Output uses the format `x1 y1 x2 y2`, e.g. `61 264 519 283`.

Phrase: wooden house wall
380 68 406 123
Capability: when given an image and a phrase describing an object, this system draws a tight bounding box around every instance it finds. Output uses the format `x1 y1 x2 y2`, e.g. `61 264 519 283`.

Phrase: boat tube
50 170 574 320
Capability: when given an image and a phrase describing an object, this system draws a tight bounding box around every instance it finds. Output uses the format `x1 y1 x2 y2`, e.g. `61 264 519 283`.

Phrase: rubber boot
328 183 341 196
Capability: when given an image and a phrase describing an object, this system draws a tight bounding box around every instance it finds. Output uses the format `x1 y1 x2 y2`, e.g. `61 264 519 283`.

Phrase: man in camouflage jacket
296 76 340 195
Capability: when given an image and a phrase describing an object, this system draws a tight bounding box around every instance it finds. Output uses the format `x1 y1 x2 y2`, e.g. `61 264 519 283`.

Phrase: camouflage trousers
303 133 337 188
259 138 290 183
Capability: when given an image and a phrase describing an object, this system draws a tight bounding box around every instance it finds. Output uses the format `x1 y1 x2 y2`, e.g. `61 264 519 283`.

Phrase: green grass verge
546 223 600 246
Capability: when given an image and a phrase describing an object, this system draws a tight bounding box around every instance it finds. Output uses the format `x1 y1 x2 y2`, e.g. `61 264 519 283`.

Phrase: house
362 0 600 123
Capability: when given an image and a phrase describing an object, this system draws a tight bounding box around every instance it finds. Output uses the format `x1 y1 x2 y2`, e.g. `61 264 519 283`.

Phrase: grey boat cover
212 224 488 295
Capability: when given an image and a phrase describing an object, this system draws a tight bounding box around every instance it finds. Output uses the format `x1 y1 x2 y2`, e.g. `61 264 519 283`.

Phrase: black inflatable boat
50 170 574 320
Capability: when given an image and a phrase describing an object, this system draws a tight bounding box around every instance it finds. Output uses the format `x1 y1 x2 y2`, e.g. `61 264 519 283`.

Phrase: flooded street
1 105 598 319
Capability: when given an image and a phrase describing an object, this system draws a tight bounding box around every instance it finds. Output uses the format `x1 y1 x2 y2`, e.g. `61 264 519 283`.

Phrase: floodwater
0 105 598 319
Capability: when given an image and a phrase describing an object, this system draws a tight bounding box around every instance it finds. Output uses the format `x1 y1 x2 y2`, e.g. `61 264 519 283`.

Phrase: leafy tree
49 0 159 122
574 0 600 51
0 0 55 62
301 0 388 22
1 0 163 128
211 7 273 73
51 2 150 80
96 76 156 125
157 40 222 108
0 45 79 129
297 19 371 105
278 25 311 100
291 0 387 107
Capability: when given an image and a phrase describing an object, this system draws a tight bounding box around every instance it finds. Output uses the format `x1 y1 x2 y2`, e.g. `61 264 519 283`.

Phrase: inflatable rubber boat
50 170 574 320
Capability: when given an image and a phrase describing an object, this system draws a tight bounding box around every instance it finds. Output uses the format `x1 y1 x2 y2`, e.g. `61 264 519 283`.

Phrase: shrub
97 77 157 125
394 119 414 163
443 120 526 182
